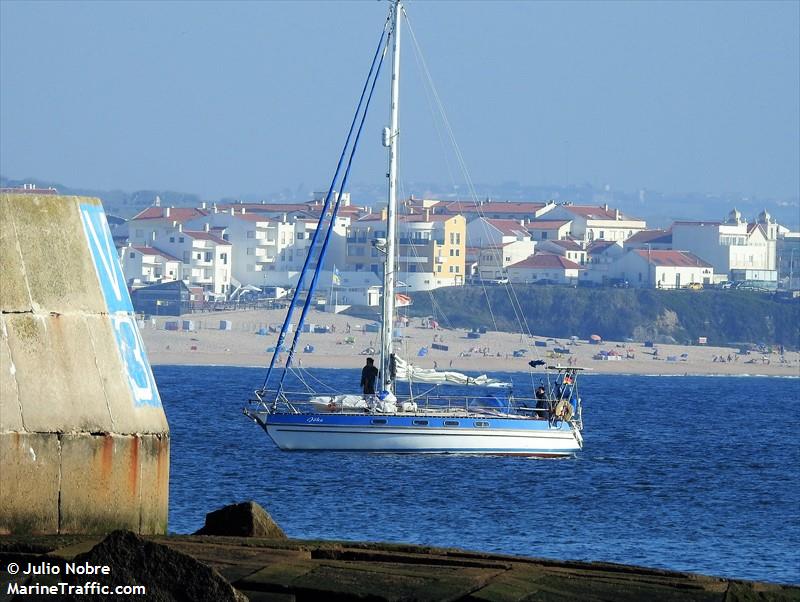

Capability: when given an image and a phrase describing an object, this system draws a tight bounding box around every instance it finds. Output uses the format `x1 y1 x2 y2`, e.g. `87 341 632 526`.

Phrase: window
542 232 548 240
129 252 135 259
455 266 460 273
599 231 605 239
179 237 184 243
247 248 254 256
437 265 442 272
444 420 460 427
455 249 460 256
205 252 212 262
196 253 202 260
296 233 304 240
169 237 175 243
371 419 387 425
413 420 429 426
247 231 256 239
474 421 489 428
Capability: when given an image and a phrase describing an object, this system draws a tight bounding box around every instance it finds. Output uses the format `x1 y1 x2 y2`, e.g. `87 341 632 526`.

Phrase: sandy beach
138 308 799 377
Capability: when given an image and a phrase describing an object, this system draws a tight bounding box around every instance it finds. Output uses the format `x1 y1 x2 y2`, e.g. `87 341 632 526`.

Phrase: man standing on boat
361 357 379 395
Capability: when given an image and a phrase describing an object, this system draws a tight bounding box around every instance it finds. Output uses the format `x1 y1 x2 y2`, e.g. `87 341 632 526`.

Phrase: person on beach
361 357 379 395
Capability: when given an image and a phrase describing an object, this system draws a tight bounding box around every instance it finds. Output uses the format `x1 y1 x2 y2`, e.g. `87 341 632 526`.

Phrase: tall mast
381 0 401 393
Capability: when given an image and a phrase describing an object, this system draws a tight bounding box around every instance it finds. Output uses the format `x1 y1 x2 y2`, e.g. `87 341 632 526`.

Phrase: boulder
194 501 286 538
64 530 246 601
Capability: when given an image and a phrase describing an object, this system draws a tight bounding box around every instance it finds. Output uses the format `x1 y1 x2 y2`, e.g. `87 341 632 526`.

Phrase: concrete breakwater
0 194 169 535
1 501 797 601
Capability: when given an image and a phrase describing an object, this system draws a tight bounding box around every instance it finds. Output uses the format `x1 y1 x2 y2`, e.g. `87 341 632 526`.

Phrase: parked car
684 282 703 290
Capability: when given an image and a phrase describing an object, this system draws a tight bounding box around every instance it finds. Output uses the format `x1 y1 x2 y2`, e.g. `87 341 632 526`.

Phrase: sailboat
244 1 585 456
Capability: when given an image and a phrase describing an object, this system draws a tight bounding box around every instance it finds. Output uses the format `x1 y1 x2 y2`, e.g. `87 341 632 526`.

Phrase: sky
1 0 798 202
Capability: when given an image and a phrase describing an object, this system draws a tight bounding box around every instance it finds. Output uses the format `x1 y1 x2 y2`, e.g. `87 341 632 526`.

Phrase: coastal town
35 188 798 311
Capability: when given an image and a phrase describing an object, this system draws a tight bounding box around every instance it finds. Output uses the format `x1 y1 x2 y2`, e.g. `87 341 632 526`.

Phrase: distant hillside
407 287 800 349
3 175 798 229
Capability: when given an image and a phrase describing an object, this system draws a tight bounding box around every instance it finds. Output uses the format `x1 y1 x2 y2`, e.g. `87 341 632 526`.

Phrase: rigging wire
404 11 543 369
276 28 392 395
259 13 391 395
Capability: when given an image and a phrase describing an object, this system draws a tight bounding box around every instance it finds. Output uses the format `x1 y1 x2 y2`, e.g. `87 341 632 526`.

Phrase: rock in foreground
194 501 286 538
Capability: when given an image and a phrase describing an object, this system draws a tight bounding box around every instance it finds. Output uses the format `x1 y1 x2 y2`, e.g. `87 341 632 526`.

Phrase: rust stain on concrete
129 436 140 496
99 434 114 482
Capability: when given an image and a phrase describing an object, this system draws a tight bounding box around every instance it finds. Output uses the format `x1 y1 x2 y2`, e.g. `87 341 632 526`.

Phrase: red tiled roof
625 229 672 244
587 240 618 254
183 231 230 245
358 213 454 223
483 218 529 236
216 202 310 212
633 250 712 268
547 239 584 251
129 245 181 262
509 254 582 270
528 220 571 230
130 207 208 222
443 200 546 214
561 205 642 221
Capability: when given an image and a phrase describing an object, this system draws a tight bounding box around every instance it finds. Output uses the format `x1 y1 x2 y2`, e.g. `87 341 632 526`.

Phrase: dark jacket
361 364 379 394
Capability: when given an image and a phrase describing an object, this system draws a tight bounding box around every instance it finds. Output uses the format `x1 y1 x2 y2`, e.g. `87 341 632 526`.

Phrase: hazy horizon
2 1 798 202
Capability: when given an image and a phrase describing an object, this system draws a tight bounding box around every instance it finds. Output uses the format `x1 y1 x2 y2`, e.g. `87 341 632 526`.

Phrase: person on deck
361 357 379 395
535 385 549 419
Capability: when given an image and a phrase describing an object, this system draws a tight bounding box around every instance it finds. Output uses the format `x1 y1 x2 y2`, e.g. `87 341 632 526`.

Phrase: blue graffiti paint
79 203 162 408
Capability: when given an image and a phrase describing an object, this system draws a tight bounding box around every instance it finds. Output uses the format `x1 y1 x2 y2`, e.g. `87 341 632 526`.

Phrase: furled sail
394 356 511 388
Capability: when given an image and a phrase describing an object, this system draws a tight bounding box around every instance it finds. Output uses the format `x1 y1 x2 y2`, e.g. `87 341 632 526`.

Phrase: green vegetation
408 286 800 348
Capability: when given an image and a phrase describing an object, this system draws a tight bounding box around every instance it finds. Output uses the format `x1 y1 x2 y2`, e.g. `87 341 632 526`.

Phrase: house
506 254 583 285
537 239 587 266
777 231 800 290
671 208 777 286
120 245 182 287
527 220 573 242
436 199 556 221
624 229 673 251
541 203 647 243
608 250 714 289
584 240 625 283
477 240 537 280
466 217 533 248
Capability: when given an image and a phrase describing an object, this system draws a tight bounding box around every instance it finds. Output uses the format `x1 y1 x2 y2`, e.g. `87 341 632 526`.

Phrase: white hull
265 423 582 456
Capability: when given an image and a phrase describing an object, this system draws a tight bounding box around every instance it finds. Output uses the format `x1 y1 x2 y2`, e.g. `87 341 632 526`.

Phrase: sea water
157 366 800 584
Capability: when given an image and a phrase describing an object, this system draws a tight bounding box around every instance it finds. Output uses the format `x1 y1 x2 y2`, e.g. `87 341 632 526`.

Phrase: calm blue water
155 366 800 585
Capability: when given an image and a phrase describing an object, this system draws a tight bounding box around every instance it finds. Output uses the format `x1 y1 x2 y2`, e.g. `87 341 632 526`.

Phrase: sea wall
0 193 169 535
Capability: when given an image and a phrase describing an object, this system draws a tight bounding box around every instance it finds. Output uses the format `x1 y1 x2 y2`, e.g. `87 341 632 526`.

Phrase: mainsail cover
394 356 511 388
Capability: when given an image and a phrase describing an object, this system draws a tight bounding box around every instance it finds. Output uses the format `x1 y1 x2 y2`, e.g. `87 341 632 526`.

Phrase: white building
671 209 777 285
119 245 182 287
477 240 537 280
465 217 532 248
608 250 714 289
541 203 647 243
584 240 625 284
537 239 587 266
777 231 800 290
507 254 583 285
527 220 573 242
